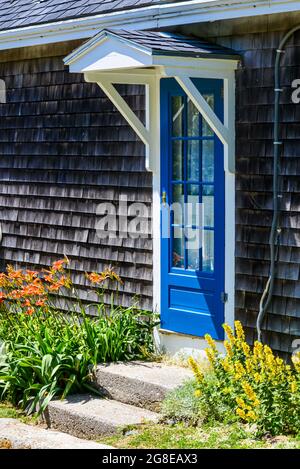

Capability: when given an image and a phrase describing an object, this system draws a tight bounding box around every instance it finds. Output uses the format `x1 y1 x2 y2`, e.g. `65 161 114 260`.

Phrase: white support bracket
96 79 150 146
66 33 239 345
174 75 235 173
85 71 160 172
84 68 236 174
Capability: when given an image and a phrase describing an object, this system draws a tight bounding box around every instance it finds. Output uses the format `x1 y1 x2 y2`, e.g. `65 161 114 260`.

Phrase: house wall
1 11 300 357
177 12 300 358
0 42 153 310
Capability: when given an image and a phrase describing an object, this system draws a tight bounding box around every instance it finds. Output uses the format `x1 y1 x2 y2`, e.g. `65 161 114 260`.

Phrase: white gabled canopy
64 29 240 173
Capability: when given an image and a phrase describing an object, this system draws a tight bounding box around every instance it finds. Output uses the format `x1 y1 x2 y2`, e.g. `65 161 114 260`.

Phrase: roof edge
64 29 240 70
64 29 153 66
0 0 298 51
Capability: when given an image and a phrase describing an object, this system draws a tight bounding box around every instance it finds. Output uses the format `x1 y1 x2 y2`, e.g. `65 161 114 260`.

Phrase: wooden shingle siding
0 42 153 311
2 15 300 356
177 14 300 357
0 0 182 32
234 30 300 357
181 15 300 357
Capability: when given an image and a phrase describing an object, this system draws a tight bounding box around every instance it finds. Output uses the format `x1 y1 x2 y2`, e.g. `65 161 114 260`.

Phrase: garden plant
188 321 300 436
0 259 157 415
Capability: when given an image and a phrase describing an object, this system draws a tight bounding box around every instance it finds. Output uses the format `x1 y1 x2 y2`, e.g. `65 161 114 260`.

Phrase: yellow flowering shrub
190 321 300 436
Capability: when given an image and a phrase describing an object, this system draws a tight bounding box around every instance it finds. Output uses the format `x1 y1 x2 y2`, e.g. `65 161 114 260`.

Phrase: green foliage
161 379 201 424
193 368 238 425
0 401 26 420
0 306 157 415
189 321 300 436
99 422 300 449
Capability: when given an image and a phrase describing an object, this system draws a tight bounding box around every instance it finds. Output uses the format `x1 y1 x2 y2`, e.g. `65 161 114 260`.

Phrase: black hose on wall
257 25 300 342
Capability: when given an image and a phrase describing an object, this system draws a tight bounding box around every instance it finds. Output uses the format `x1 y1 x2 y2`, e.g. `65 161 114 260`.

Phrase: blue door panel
160 77 225 340
170 288 214 314
167 273 215 290
166 309 223 339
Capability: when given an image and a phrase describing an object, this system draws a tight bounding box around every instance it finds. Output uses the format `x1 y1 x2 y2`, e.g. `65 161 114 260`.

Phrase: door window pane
202 140 214 182
202 94 214 137
169 86 217 275
187 98 199 137
187 184 200 227
202 185 214 228
172 140 183 180
187 140 200 181
172 96 184 137
186 227 200 270
202 230 214 272
173 227 184 268
172 184 184 225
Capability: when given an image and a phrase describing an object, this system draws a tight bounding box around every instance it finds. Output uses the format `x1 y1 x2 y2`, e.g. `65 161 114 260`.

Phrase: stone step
46 394 159 439
0 418 113 449
94 361 194 411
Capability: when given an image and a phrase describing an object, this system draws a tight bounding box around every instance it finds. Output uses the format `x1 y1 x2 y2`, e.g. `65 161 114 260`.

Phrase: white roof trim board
64 29 240 72
64 28 239 174
0 0 298 51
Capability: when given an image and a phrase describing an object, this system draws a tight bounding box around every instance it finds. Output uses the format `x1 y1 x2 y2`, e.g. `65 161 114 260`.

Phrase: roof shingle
107 29 239 58
0 0 185 31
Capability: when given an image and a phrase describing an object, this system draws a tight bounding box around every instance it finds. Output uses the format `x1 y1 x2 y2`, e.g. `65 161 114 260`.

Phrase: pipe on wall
256 25 300 343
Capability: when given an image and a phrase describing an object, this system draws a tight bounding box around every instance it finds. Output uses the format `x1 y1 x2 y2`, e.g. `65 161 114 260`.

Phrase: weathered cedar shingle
227 26 300 357
0 1 185 32
0 42 152 310
1 24 300 356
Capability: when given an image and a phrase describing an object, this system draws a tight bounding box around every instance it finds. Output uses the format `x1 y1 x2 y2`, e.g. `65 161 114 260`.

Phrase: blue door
160 78 225 340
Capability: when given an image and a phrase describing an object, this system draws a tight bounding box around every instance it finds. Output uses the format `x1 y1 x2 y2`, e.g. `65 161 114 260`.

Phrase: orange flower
44 274 54 283
26 307 34 316
20 284 45 297
7 269 23 280
48 283 62 292
45 272 71 292
102 266 123 285
86 267 123 285
33 277 42 284
86 272 103 284
9 289 22 300
62 276 72 289
0 273 8 287
0 264 51 308
52 259 68 272
27 270 38 275
25 270 38 280
36 299 46 307
0 292 6 303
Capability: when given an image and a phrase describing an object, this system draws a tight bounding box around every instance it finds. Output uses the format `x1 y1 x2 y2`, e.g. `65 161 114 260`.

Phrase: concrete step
46 394 159 439
94 361 194 411
0 418 113 449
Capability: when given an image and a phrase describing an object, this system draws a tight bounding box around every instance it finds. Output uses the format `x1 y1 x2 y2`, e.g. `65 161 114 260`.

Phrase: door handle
162 191 167 205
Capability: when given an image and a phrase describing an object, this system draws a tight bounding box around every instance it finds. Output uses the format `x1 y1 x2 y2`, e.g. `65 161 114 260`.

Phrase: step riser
44 362 192 440
94 362 193 411
0 418 112 449
45 406 116 439
46 394 159 439
93 370 167 412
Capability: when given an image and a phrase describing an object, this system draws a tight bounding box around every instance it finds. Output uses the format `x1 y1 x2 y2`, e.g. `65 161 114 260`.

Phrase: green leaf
61 374 76 399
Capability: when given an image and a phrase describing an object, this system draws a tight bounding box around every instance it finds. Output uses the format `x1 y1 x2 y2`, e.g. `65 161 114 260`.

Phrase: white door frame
66 36 238 348
88 68 236 344
150 72 236 344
